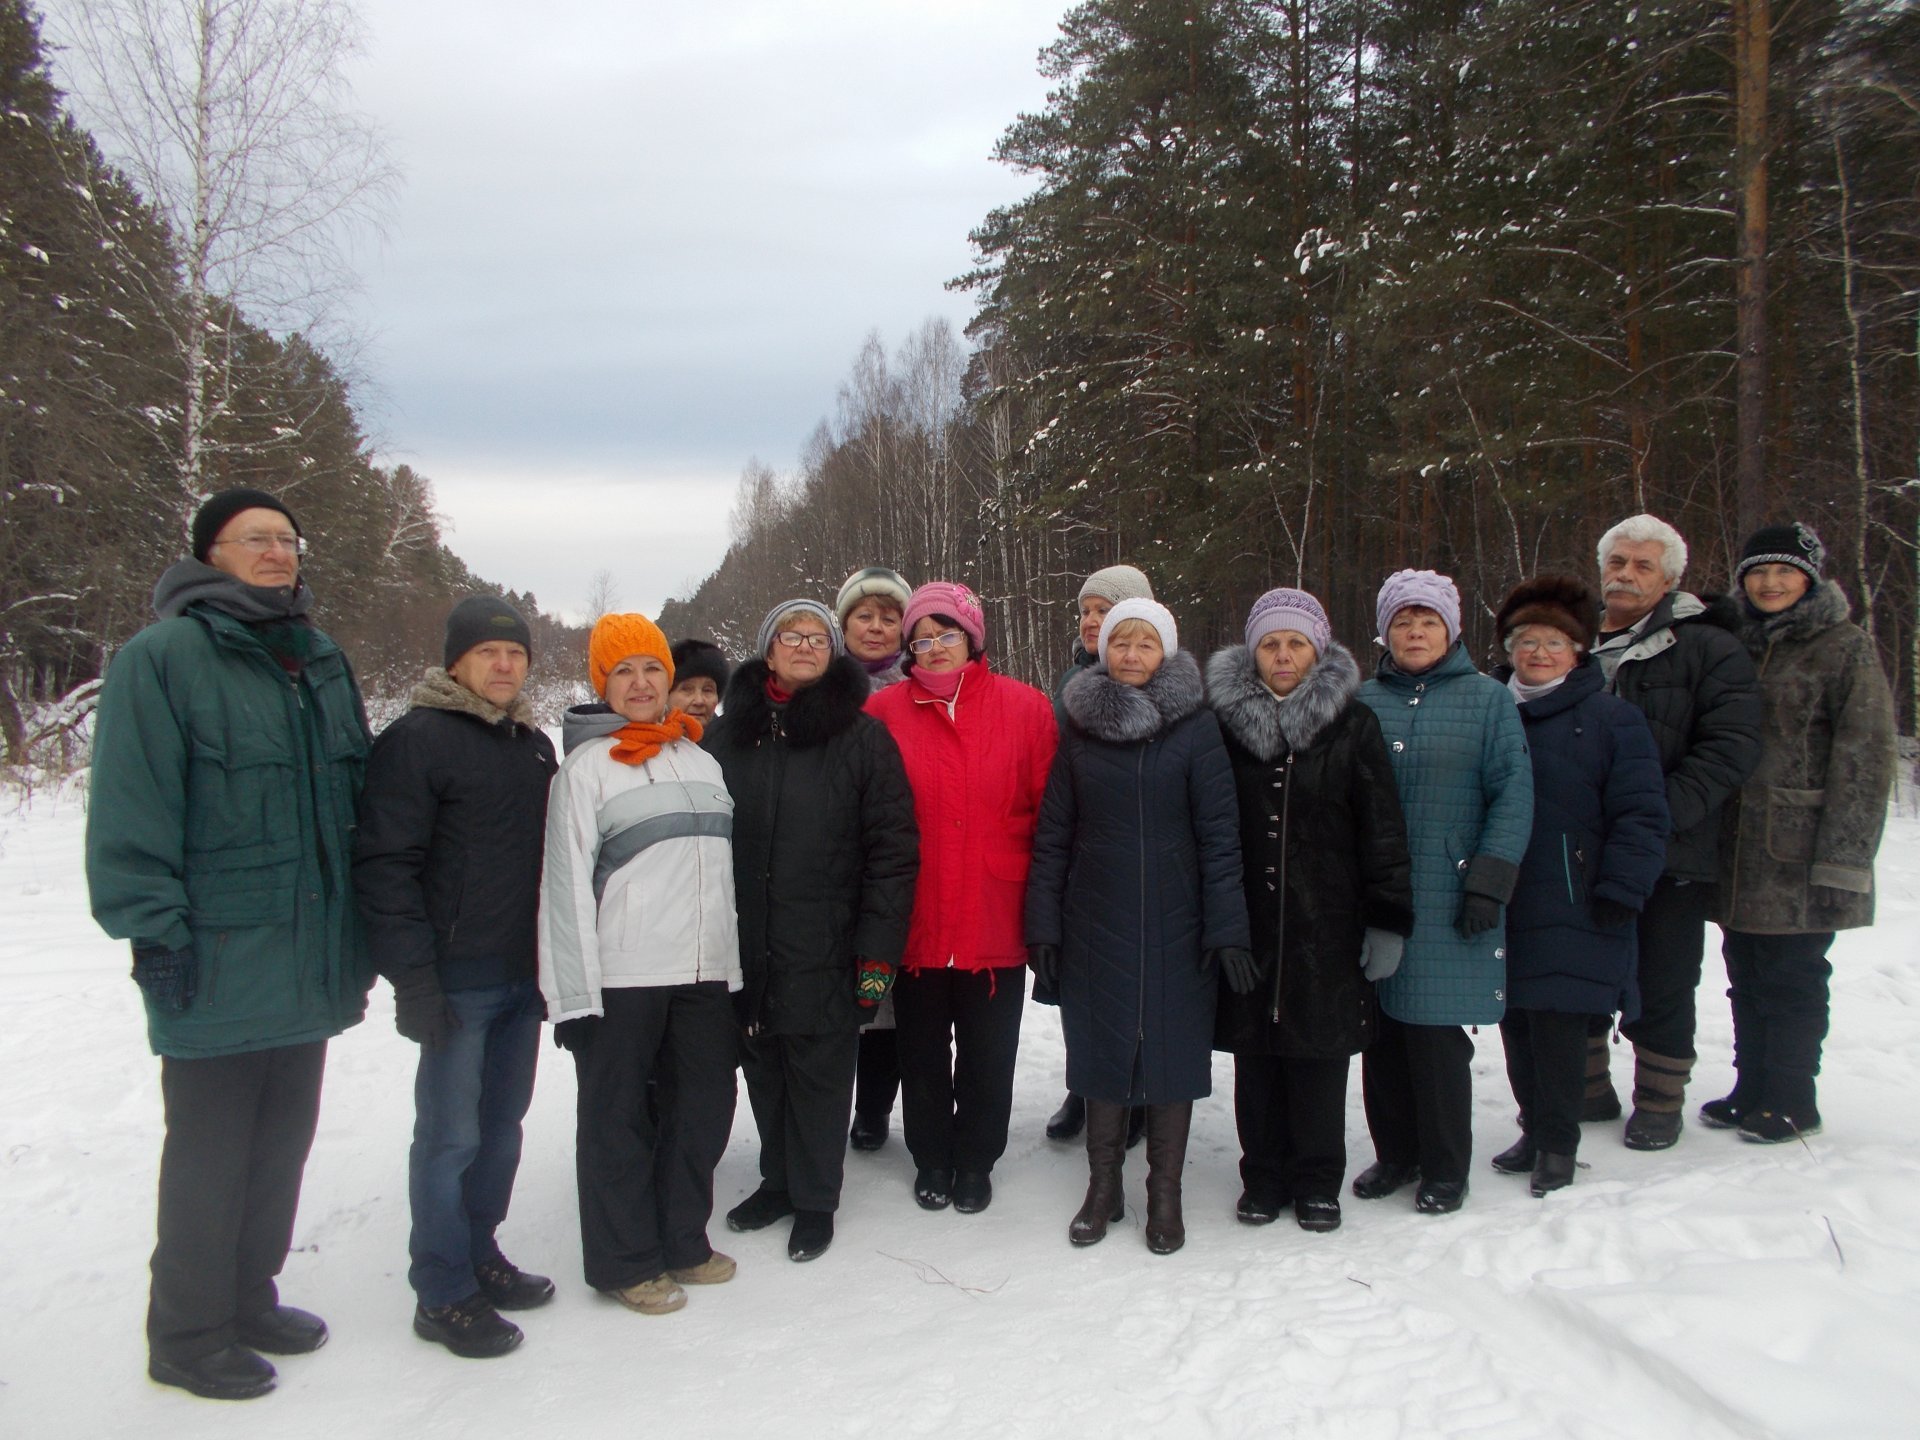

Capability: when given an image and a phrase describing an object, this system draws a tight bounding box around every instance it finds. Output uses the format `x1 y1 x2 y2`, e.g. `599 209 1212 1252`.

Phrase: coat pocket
1765 787 1825 865
184 736 297 854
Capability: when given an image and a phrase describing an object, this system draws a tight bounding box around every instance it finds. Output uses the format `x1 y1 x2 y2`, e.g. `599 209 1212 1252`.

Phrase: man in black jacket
354 597 559 1357
1589 516 1762 1150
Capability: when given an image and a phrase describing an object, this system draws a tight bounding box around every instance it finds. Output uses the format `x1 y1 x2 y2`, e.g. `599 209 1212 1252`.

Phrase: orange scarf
608 708 704 766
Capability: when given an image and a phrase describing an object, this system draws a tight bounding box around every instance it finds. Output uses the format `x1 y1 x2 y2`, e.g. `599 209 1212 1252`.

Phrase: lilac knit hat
1097 597 1178 662
1245 588 1331 656
1375 569 1462 647
901 581 987 656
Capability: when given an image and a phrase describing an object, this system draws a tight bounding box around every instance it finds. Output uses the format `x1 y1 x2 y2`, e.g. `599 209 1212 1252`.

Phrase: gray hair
1596 514 1687 583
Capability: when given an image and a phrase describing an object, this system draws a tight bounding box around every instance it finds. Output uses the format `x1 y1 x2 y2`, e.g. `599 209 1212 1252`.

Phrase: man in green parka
86 488 373 1401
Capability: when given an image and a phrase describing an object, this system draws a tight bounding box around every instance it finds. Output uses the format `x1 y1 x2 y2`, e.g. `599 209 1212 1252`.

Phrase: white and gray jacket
538 704 742 1020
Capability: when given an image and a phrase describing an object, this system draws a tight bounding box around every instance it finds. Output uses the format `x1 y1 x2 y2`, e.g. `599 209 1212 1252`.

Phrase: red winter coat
868 660 1058 973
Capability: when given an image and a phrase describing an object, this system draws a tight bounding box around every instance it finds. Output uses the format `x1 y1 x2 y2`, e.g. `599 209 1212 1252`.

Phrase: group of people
85 488 1897 1402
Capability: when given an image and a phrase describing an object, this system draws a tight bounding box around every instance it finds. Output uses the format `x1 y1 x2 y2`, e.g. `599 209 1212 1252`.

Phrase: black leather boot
1045 1092 1086 1142
1143 1102 1192 1255
1069 1101 1127 1245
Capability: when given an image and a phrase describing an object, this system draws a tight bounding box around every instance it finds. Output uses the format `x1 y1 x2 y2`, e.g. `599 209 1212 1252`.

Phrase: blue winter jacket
1359 642 1533 1026
1502 659 1670 1015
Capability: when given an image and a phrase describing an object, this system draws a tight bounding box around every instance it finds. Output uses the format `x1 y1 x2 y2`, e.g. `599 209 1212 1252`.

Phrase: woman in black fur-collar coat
1206 590 1414 1233
1025 600 1250 1254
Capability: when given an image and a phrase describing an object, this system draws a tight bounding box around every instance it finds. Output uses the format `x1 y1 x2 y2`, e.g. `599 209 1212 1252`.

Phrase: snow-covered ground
4 780 1917 1439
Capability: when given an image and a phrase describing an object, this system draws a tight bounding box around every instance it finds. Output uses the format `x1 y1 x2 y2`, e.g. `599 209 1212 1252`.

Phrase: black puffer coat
353 670 557 992
705 655 918 1035
1598 592 1762 881
1025 651 1250 1104
1206 643 1414 1058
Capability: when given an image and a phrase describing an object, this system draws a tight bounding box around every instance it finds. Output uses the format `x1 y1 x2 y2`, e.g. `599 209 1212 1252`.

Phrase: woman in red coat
867 582 1058 1214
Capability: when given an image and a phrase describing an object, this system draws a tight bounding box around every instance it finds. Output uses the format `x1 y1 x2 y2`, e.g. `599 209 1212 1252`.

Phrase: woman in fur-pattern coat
1207 589 1413 1235
1709 524 1895 1144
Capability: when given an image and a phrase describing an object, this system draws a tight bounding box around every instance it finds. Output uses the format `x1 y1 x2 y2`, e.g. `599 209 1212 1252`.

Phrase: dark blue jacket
1502 659 1670 1015
1025 651 1250 1104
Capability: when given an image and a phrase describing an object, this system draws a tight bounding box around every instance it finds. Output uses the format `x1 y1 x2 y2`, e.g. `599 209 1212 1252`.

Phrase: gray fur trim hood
1740 578 1852 652
1206 641 1361 762
1061 649 1205 743
410 665 536 729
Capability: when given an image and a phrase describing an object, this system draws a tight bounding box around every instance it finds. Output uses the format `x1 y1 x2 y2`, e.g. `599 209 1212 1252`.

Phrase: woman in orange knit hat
539 613 742 1317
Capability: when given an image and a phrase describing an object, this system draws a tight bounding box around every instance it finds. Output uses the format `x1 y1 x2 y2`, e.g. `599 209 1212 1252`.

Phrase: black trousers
740 1027 859 1213
1722 929 1835 1112
1618 875 1714 1060
854 1028 900 1121
1360 1013 1474 1185
573 983 737 1290
1233 1054 1350 1203
893 966 1025 1174
1499 1009 1594 1155
148 1041 327 1363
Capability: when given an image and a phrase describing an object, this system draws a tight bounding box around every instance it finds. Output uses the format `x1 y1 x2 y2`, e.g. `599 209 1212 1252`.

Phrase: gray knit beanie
1077 564 1154 608
755 599 845 658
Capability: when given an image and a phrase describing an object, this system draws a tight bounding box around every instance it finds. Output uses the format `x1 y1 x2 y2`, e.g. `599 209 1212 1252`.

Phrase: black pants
1360 1013 1473 1185
893 966 1024 1175
573 984 737 1290
1722 929 1835 1112
1499 1009 1594 1155
740 1027 859 1213
854 1028 900 1122
1617 875 1714 1060
1234 1053 1350 1203
149 1041 327 1363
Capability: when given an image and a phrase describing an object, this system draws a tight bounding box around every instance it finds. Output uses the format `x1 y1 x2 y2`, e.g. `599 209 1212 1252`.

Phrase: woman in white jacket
540 613 742 1317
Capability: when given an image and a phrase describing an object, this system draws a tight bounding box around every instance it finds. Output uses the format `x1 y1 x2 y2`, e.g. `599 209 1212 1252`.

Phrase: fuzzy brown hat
1495 574 1599 652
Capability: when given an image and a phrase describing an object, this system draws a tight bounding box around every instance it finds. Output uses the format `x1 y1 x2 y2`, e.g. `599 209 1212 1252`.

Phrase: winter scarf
152 558 313 624
1062 649 1206 743
1205 641 1362 760
609 710 704 766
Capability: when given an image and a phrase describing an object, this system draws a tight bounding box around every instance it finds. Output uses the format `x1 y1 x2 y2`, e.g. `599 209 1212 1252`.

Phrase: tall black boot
1068 1101 1127 1246
1144 1102 1192 1255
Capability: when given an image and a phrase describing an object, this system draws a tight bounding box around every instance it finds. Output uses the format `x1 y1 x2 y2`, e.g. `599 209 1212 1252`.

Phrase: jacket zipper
1561 834 1576 905
1135 743 1148 1093
1267 751 1293 1025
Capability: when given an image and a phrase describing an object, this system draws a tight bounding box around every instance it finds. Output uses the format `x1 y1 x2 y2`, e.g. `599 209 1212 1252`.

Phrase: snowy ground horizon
4 779 1917 1439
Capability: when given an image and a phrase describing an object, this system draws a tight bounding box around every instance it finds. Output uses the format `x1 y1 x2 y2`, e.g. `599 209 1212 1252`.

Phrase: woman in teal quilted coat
1354 570 1534 1215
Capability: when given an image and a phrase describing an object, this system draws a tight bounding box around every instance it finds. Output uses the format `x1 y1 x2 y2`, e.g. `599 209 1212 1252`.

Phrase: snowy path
3 786 1916 1439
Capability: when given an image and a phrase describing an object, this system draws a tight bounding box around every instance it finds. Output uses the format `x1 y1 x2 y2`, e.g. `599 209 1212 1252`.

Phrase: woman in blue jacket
1488 577 1669 1196
1356 571 1534 1215
1026 599 1251 1254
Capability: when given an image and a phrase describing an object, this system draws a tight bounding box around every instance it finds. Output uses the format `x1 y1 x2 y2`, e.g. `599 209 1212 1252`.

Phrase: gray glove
1358 929 1404 983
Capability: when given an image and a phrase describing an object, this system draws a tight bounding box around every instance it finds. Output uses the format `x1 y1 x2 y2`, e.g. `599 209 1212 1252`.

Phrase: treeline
0 1 581 767
660 0 1920 726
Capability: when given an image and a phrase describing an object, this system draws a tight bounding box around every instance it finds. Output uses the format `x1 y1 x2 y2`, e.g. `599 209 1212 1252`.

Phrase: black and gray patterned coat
1025 651 1250 1104
1206 642 1414 1058
1714 581 1896 935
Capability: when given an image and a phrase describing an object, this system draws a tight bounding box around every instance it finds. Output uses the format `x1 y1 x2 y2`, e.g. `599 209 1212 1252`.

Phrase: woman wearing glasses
866 583 1057 1214
1489 577 1668 1196
703 600 918 1262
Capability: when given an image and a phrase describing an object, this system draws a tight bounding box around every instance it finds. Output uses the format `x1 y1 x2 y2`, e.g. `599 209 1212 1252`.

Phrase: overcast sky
336 0 1066 620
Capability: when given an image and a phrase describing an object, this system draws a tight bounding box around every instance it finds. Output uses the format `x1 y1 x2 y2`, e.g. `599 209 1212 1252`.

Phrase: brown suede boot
1624 1045 1692 1151
1143 1102 1192 1255
1069 1100 1128 1246
1582 1030 1621 1121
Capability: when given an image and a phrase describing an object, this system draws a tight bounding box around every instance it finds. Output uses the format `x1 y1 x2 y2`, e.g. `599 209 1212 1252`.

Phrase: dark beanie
191 487 301 562
670 638 730 691
1735 522 1826 586
444 595 533 669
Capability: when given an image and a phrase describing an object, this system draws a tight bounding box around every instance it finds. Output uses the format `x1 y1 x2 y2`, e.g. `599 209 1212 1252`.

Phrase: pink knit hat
902 581 987 657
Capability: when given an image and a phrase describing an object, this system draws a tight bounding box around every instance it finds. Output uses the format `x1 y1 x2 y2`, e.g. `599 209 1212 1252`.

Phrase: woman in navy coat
1491 577 1669 1195
1026 599 1251 1255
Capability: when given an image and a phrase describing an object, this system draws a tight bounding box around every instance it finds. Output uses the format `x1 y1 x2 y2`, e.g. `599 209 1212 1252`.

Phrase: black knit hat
1735 522 1825 586
191 487 301 562
444 595 532 669
670 638 730 691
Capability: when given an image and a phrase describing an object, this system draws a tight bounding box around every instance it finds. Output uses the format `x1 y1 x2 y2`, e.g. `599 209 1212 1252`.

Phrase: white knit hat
1097 597 1178 663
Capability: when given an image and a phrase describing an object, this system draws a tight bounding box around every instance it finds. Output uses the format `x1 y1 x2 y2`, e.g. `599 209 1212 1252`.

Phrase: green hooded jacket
86 603 374 1057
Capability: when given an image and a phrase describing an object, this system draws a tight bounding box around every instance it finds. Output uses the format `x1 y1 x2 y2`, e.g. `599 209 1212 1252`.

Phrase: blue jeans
408 979 542 1306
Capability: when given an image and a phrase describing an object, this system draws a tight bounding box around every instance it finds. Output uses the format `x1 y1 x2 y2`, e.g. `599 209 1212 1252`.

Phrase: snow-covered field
4 780 1917 1439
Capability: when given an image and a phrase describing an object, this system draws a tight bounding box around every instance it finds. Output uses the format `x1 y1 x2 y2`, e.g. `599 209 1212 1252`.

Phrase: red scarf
608 708 703 766
764 676 794 705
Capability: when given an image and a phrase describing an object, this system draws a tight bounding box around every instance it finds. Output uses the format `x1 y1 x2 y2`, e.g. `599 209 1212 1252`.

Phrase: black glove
1214 947 1260 996
1027 944 1059 992
390 969 456 1051
1455 891 1502 938
553 1015 602 1053
1590 897 1637 930
131 944 196 1013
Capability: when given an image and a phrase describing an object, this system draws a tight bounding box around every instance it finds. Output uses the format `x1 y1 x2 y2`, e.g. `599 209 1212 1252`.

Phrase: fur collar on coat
1739 578 1852 654
1061 649 1205 743
1206 641 1361 762
409 666 535 728
718 653 870 748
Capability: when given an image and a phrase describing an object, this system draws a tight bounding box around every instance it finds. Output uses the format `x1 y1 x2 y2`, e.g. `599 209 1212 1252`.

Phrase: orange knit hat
589 613 674 697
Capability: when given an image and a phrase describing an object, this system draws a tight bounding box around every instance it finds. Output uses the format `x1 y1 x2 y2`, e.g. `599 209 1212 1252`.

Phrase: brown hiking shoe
668 1251 737 1285
606 1275 686 1315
